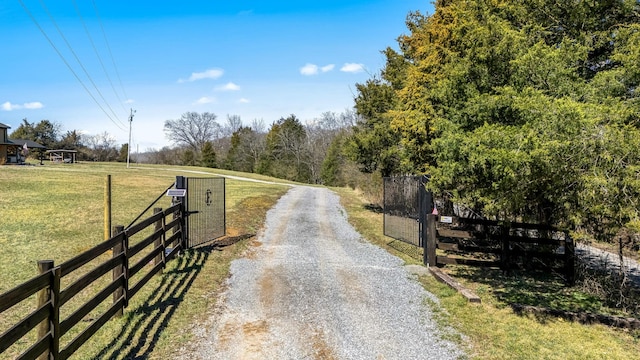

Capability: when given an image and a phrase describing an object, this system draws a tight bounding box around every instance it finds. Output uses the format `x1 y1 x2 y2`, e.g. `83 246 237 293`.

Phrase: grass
334 186 640 360
4 163 640 359
0 162 290 359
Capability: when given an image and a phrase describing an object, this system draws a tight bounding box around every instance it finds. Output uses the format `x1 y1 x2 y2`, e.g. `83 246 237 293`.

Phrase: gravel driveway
186 186 464 359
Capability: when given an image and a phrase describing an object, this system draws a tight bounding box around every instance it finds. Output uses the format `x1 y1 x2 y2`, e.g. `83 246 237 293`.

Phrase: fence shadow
95 248 209 359
448 266 602 314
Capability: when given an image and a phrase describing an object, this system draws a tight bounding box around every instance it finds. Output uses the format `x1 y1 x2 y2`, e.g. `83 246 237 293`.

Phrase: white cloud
216 82 241 91
2 101 44 111
194 96 215 105
301 63 335 76
179 68 224 83
321 64 335 73
238 98 250 103
125 99 135 104
340 63 365 73
23 102 43 109
300 63 319 75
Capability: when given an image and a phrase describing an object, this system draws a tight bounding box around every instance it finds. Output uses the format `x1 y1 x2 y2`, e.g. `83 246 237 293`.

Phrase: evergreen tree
201 141 217 168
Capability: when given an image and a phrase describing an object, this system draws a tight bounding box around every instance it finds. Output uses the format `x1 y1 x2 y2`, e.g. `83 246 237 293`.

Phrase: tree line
9 118 128 162
158 110 361 186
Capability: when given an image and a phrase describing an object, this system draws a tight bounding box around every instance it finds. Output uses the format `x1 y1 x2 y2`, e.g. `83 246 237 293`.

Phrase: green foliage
182 149 196 166
320 134 345 186
200 141 217 168
118 143 129 162
358 0 640 241
225 126 258 172
346 78 403 176
258 115 311 182
9 118 61 148
58 130 84 150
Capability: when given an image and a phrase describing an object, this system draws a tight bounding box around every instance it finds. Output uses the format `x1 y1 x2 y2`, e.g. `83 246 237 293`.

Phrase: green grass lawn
0 162 290 359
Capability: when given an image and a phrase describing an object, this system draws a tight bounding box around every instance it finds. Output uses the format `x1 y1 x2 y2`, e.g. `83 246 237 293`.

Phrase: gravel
187 186 465 360
576 243 640 288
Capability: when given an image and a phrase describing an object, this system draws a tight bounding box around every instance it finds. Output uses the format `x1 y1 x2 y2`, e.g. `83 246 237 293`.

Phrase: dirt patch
258 266 290 310
311 328 337 360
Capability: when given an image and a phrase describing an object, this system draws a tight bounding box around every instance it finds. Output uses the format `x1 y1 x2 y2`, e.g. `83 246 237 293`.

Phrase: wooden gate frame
423 214 575 285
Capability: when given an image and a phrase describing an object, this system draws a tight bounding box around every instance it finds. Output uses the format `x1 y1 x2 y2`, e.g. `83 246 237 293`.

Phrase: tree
358 0 640 244
33 120 60 148
182 149 196 166
321 134 347 186
258 115 311 182
118 143 129 162
226 126 259 172
58 130 84 150
10 119 61 148
200 141 217 168
346 77 403 176
85 132 118 161
9 118 36 140
164 112 220 154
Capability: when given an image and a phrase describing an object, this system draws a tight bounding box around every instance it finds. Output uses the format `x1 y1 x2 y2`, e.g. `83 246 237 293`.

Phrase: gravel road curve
185 186 464 360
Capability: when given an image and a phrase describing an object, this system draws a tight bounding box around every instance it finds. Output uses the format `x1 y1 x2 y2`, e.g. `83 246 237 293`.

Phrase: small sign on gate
440 216 453 224
166 189 187 197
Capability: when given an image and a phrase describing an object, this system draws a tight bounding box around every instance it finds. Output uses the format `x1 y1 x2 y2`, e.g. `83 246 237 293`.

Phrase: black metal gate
177 176 226 248
383 175 432 247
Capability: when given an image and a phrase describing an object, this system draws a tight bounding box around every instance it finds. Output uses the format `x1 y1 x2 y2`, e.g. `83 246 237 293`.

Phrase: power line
92 0 129 103
37 0 126 129
17 0 127 132
72 0 128 114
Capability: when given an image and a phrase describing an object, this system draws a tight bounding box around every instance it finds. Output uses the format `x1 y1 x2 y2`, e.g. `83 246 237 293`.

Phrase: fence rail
0 205 183 359
425 214 575 284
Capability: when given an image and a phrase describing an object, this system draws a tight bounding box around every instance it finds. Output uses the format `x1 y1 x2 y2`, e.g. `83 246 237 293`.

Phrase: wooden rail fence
0 204 184 359
424 214 575 284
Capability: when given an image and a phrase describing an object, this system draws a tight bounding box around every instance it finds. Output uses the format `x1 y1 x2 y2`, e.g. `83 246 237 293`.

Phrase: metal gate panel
383 175 432 247
185 177 225 247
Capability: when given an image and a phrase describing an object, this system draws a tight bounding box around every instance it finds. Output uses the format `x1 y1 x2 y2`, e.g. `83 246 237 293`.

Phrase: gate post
424 214 437 267
565 233 575 286
175 176 187 250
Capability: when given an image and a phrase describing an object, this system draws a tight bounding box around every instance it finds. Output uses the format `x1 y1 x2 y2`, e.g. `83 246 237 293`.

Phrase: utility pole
127 108 136 168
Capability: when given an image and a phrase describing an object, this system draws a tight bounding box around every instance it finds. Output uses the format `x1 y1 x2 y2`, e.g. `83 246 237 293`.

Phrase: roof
0 122 10 129
46 149 77 153
9 139 47 149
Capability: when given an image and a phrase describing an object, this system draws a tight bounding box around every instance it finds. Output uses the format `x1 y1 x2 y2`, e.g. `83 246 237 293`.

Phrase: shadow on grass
95 244 218 360
363 203 383 213
448 266 604 314
387 239 423 261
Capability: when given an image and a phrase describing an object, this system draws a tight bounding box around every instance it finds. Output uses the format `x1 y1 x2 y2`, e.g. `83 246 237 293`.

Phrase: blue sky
0 1 431 150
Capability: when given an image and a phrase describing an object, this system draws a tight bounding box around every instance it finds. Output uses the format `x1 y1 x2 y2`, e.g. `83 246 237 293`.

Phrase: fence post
112 225 126 317
565 233 575 286
153 208 164 273
425 214 437 267
36 260 54 360
500 226 510 272
50 266 61 359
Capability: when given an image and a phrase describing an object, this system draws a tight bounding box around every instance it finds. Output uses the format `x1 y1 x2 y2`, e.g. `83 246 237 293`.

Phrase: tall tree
9 118 36 140
58 130 84 150
85 132 118 161
200 141 217 168
360 0 640 241
258 115 311 182
164 112 220 154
